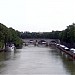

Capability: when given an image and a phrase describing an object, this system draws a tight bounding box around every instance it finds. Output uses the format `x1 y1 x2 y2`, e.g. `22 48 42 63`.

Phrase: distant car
29 40 34 43
42 41 47 44
64 47 69 51
56 44 60 46
38 40 47 44
59 45 70 51
60 45 65 48
70 48 75 53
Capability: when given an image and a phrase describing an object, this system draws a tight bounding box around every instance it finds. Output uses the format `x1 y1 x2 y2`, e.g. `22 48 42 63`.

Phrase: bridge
22 39 60 45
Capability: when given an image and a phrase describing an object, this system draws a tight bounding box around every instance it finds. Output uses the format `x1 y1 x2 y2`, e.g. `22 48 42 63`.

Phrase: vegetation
0 22 75 48
21 31 61 39
59 23 75 48
21 23 75 48
0 23 23 49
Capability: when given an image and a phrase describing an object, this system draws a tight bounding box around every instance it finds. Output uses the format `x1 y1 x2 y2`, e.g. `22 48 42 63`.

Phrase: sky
0 0 75 32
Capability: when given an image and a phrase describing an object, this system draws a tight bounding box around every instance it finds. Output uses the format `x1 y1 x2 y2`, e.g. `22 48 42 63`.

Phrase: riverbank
50 43 75 60
0 49 5 52
0 45 22 52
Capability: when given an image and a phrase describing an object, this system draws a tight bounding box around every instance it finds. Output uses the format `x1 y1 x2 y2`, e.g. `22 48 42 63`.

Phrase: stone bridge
22 39 60 45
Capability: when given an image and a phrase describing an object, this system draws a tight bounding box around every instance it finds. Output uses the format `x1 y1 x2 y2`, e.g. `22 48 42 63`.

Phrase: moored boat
6 44 15 52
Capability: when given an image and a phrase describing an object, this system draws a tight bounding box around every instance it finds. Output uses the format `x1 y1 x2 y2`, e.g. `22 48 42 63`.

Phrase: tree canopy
0 23 75 48
21 23 75 48
0 23 23 49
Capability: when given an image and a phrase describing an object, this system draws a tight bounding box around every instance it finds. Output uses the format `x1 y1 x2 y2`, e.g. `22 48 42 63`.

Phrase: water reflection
0 46 74 75
0 52 5 61
0 50 17 62
4 52 14 60
50 46 75 75
59 52 75 75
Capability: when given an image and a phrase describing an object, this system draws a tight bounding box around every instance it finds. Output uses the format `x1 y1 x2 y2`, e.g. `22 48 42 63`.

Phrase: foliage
0 22 75 48
21 23 75 48
60 23 75 43
21 31 61 39
0 23 23 49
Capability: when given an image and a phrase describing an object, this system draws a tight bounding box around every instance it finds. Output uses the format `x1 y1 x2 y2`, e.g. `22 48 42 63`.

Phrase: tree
0 23 23 49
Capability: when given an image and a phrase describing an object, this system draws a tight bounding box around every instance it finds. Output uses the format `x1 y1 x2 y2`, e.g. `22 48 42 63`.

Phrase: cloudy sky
0 0 75 32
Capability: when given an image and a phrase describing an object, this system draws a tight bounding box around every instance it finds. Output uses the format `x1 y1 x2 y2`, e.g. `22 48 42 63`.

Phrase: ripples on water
0 45 74 75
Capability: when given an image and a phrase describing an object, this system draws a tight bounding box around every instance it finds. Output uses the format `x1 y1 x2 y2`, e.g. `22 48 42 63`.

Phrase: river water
0 45 75 75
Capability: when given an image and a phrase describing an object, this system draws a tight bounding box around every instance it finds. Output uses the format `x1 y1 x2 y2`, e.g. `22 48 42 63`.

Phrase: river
0 45 75 75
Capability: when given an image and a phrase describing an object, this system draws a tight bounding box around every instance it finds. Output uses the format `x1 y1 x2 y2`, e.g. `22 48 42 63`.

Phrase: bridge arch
22 39 60 45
